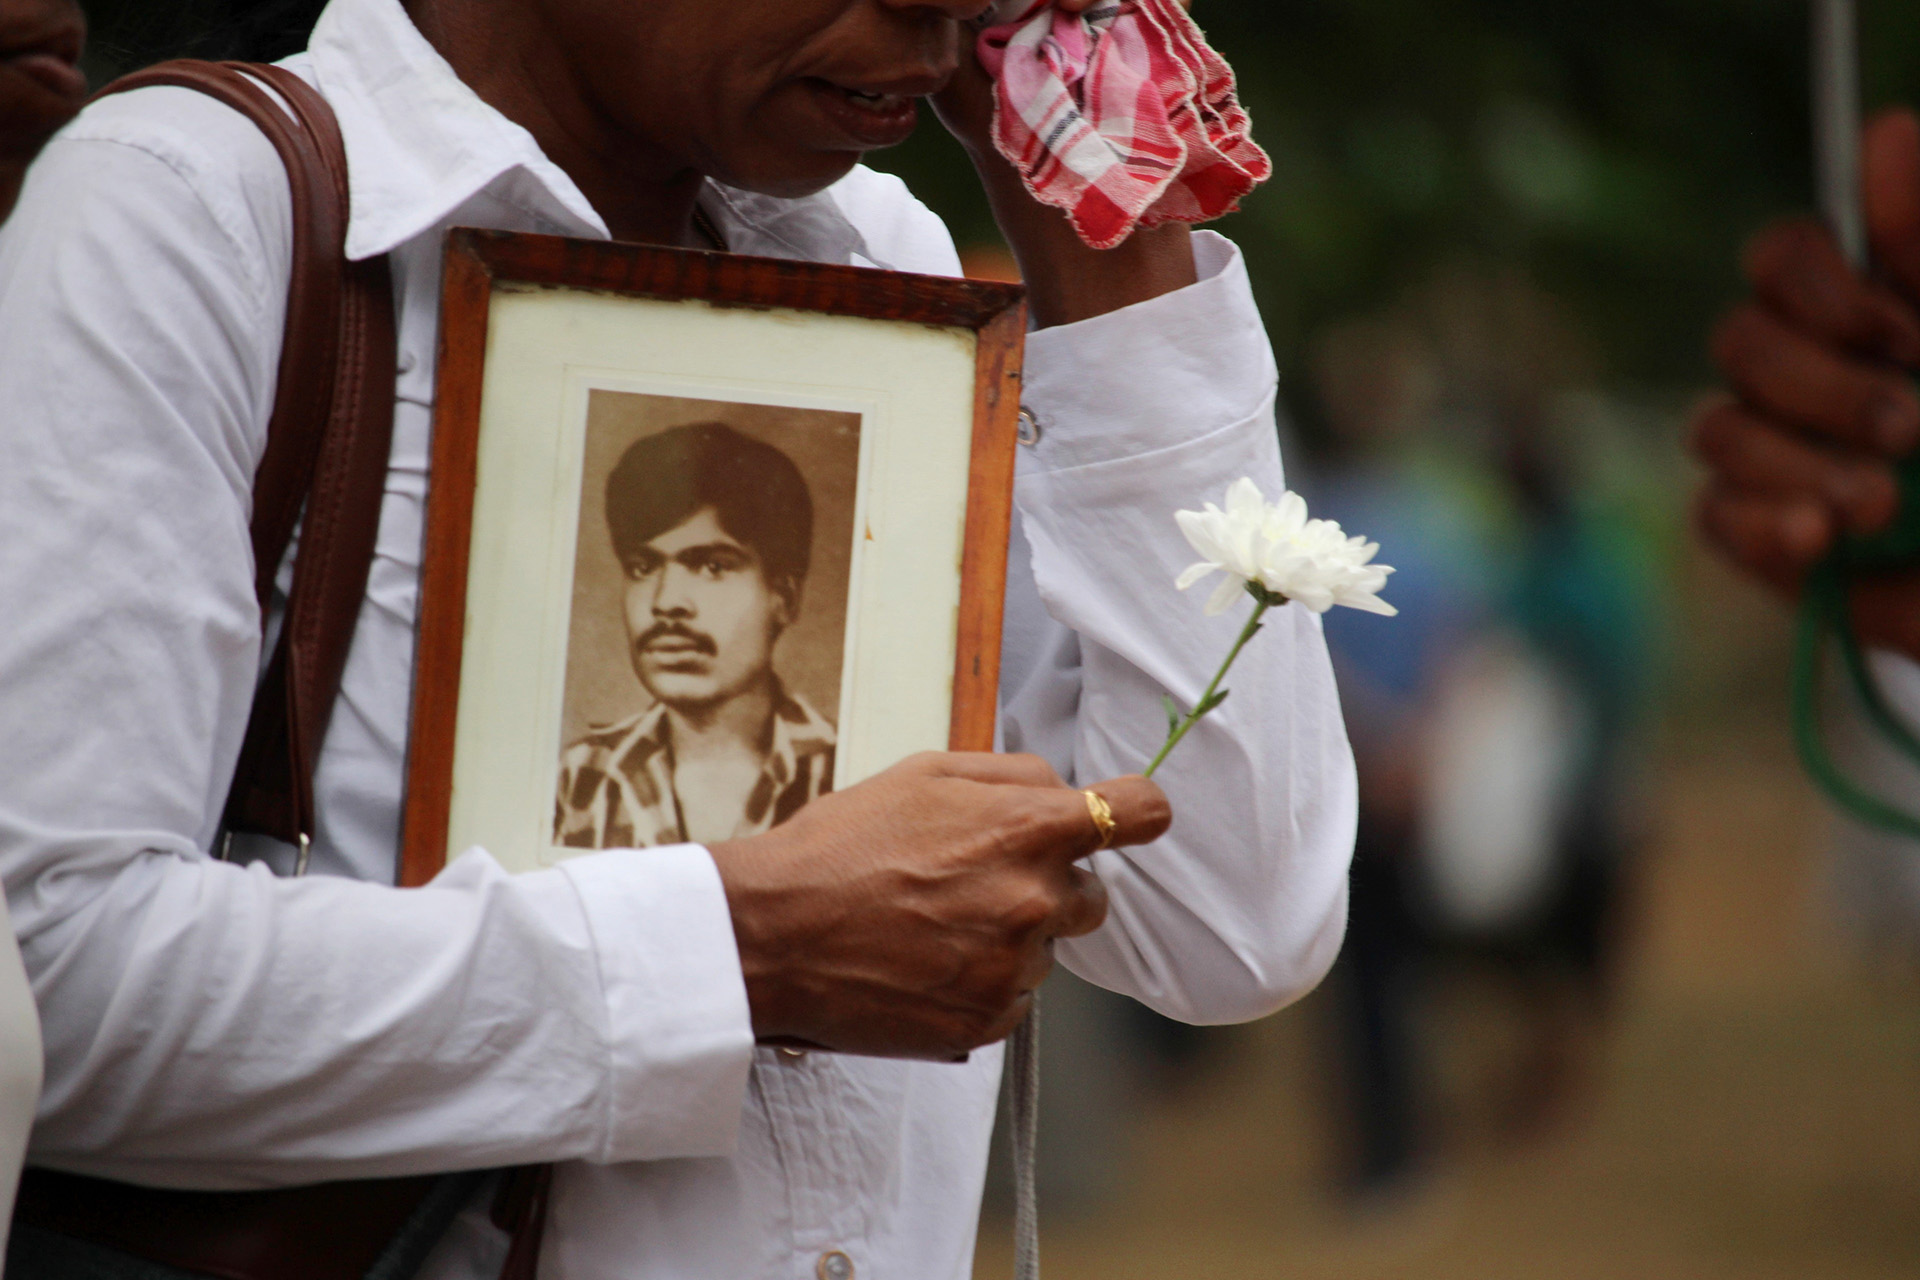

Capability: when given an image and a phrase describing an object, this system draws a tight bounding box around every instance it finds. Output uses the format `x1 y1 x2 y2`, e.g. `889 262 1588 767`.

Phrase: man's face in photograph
621 505 794 713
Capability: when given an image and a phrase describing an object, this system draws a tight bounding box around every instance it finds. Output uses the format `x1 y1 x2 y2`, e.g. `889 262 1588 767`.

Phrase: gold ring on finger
1083 789 1117 850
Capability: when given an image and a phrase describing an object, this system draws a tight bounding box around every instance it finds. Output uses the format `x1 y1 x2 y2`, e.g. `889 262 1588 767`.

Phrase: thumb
1864 108 1920 303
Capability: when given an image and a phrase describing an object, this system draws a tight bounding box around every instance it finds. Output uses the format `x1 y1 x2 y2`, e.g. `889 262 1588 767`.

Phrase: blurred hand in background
1692 109 1920 658
0 0 84 221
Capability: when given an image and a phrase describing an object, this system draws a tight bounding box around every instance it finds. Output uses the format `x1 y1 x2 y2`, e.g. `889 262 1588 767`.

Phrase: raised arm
925 9 1356 1024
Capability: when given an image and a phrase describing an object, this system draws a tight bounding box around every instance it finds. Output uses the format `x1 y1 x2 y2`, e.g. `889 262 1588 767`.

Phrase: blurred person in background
0 0 83 220
1309 267 1661 1203
1306 311 1489 1201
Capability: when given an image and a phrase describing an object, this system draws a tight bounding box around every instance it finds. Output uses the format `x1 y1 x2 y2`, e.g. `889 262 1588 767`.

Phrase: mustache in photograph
636 621 717 657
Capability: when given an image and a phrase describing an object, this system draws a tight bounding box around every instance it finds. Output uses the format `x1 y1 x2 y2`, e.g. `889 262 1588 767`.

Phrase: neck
405 0 707 246
663 679 779 764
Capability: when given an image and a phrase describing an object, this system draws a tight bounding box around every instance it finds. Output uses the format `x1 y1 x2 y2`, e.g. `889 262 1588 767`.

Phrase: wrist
706 835 802 1041
973 153 1198 328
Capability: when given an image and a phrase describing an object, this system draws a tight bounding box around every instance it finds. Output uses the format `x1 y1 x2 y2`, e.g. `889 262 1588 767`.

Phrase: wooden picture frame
399 230 1027 886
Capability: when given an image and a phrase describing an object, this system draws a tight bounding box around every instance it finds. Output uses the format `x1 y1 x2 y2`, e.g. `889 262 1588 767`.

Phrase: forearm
20 845 749 1186
977 159 1198 327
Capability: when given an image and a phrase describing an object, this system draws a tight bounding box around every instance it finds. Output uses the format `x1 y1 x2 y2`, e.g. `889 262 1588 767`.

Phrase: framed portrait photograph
399 231 1027 884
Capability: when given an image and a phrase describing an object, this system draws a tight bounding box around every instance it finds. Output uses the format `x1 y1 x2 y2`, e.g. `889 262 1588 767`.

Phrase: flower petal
1205 574 1246 616
1175 561 1220 591
1344 593 1399 617
1224 477 1266 519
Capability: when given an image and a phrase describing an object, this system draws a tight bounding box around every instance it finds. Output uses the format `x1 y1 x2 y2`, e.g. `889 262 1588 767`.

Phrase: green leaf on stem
1162 694 1183 735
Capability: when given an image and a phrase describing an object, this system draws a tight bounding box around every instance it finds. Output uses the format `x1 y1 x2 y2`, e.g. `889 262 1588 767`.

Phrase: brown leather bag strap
93 61 347 609
218 65 399 853
491 1166 553 1280
95 60 396 852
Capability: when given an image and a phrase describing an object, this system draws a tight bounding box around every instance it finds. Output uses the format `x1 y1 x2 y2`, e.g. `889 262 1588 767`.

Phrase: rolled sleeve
1018 232 1277 474
558 845 755 1164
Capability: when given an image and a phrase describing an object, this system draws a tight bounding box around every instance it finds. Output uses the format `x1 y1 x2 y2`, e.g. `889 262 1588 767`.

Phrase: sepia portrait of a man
554 418 844 851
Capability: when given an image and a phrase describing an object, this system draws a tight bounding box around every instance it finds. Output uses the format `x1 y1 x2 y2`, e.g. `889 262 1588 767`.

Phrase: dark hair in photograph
605 422 814 591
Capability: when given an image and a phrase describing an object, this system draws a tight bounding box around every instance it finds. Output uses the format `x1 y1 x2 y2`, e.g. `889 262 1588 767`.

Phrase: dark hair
605 423 813 590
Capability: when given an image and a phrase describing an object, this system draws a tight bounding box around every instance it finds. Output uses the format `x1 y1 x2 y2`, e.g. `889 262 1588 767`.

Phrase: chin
643 676 719 707
710 148 867 201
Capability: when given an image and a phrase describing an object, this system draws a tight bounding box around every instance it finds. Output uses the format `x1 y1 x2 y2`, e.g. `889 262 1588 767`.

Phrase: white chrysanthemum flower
1175 478 1398 617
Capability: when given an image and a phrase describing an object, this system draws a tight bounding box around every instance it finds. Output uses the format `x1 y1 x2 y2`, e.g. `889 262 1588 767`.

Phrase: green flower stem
1145 588 1277 779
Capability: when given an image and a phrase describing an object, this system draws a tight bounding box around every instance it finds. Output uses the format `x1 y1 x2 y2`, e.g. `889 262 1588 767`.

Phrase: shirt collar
305 0 872 266
616 684 836 782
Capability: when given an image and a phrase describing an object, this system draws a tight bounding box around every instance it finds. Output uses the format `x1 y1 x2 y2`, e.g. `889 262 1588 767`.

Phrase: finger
1011 935 1059 993
1865 109 1920 307
1745 218 1920 366
1850 569 1920 661
1026 775 1173 863
1694 486 1834 593
980 988 1038 1049
1087 776 1172 848
1711 303 1920 455
1688 396 1899 534
913 750 1068 790
1048 866 1110 939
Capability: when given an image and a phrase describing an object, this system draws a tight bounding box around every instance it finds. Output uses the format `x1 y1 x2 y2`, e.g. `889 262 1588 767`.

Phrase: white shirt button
817 1251 854 1280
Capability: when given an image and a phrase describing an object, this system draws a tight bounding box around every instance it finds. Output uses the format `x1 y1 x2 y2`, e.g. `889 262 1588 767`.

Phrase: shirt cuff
557 843 754 1164
1019 231 1277 474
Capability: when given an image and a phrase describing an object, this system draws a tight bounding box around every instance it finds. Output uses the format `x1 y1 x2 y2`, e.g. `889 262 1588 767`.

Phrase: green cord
1791 452 1920 838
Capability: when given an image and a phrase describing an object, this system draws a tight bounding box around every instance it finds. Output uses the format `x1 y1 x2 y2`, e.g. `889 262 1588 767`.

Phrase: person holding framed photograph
0 1 1358 1278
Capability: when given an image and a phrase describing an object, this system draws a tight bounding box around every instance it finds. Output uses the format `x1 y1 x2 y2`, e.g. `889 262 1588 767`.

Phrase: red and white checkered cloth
978 0 1272 250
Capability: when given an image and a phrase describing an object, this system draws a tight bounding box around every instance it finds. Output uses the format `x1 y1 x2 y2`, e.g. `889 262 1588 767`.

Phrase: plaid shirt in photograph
553 687 837 850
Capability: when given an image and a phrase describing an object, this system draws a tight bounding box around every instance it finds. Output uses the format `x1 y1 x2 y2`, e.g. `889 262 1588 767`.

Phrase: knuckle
1005 752 1065 788
1001 792 1068 852
1000 880 1059 936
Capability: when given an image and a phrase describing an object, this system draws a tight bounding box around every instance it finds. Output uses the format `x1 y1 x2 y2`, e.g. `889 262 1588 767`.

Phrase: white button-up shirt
0 0 1355 1276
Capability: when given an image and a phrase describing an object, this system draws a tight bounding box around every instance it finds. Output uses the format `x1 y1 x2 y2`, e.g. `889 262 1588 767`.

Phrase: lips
803 78 923 150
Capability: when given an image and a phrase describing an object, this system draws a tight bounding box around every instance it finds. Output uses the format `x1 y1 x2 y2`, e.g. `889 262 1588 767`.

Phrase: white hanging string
1008 997 1041 1280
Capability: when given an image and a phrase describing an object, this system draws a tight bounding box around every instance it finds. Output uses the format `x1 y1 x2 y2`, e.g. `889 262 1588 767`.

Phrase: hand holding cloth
977 0 1271 250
